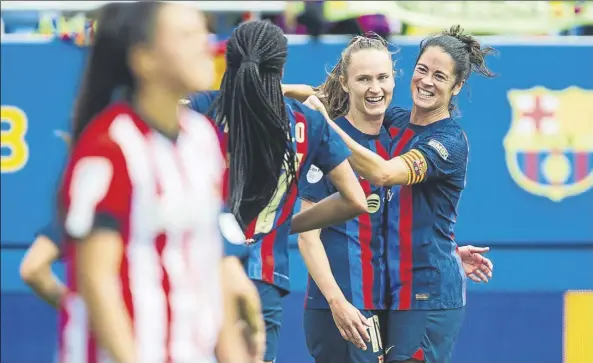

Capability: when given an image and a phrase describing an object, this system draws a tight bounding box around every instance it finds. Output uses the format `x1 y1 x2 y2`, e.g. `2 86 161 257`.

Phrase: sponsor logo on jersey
415 293 430 301
504 86 593 202
366 193 381 214
427 139 449 160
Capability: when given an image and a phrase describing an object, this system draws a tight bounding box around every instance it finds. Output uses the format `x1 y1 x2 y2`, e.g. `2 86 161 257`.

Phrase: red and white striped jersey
58 103 225 363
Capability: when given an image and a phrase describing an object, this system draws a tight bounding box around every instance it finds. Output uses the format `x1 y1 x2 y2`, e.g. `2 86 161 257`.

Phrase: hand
329 297 372 350
303 95 324 111
303 95 332 122
458 245 493 283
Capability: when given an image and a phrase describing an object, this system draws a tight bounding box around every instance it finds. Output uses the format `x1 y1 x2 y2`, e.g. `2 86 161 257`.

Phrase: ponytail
419 25 497 115
215 20 294 227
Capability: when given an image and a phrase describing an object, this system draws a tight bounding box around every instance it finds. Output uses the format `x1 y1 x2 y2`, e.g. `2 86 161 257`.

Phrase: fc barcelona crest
504 87 593 202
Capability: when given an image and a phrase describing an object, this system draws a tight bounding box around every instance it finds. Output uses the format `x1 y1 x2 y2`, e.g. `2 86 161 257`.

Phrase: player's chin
363 104 387 117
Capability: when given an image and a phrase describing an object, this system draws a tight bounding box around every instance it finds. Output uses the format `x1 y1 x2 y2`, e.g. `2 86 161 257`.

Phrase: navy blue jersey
188 91 351 292
386 110 468 310
300 116 391 310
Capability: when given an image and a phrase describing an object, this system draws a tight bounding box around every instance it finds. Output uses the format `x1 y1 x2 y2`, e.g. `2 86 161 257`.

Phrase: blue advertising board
2 37 593 246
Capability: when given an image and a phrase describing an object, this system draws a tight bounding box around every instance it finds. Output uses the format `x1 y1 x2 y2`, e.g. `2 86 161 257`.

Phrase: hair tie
242 56 260 65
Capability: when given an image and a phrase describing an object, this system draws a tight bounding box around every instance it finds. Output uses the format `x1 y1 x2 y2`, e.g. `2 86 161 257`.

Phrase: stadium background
1 2 593 363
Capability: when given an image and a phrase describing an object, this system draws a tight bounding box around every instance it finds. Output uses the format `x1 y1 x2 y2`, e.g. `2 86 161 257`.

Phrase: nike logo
385 345 395 355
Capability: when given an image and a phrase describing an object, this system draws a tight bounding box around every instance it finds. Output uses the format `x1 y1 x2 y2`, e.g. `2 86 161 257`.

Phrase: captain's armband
399 149 428 185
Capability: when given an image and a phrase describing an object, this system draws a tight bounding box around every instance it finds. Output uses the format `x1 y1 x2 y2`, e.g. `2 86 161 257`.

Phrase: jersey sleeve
35 215 64 246
61 140 131 240
300 106 351 174
186 90 219 115
284 97 302 110
402 131 469 184
298 164 333 203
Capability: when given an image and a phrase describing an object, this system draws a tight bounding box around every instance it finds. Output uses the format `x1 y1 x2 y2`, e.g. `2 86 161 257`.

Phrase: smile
365 96 384 104
417 88 435 99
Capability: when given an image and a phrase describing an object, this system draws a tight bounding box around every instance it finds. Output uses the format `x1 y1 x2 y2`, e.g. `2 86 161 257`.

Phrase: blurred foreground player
306 26 496 363
58 2 247 363
189 20 368 363
20 217 66 309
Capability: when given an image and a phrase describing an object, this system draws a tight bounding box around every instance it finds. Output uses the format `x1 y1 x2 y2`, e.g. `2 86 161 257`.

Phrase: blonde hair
316 33 396 120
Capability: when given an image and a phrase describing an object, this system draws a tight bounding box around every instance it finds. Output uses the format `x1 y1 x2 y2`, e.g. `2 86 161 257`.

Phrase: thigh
384 308 465 363
304 309 386 363
253 280 284 362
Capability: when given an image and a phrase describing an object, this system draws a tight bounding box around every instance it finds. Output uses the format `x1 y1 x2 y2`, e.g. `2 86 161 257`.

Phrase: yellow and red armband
400 149 428 185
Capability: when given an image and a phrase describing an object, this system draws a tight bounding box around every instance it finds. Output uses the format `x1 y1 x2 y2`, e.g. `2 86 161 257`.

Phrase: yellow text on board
1 106 29 173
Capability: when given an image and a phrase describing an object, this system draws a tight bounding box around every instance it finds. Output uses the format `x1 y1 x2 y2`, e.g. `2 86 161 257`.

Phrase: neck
346 107 383 135
410 105 450 126
133 83 182 138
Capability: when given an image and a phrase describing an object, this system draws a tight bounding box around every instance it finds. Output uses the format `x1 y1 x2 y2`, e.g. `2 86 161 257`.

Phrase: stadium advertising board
1 38 592 246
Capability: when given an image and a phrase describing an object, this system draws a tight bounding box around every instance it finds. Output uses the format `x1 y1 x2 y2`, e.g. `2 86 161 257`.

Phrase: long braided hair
212 21 297 227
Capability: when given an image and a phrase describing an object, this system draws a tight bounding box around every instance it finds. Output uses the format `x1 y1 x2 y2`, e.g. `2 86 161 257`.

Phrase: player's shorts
384 307 465 363
304 309 386 363
253 280 283 362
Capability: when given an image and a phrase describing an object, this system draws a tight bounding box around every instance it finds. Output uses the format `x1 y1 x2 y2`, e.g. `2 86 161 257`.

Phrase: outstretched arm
303 96 409 186
290 160 367 234
282 84 318 102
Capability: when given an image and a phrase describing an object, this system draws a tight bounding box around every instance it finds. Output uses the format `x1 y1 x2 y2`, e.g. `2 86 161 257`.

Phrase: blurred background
1 1 592 363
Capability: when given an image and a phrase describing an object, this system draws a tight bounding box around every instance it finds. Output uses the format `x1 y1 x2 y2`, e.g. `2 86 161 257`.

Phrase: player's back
300 116 391 310
386 109 469 311
187 91 350 292
59 103 225 363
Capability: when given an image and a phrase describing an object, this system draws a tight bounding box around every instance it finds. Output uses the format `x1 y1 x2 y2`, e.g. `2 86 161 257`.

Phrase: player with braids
212 20 297 227
57 3 269 362
189 20 368 363
298 26 496 363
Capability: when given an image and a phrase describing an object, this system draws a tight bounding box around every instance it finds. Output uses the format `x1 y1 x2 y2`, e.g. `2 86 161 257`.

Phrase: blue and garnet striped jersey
187 91 351 292
299 116 391 310
385 108 469 310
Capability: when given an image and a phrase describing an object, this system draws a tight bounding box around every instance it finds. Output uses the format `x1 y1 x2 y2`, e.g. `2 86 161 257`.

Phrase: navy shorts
384 307 465 363
304 309 386 363
253 280 283 362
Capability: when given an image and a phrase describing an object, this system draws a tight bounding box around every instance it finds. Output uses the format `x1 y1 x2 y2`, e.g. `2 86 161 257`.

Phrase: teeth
365 96 384 103
418 88 434 99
